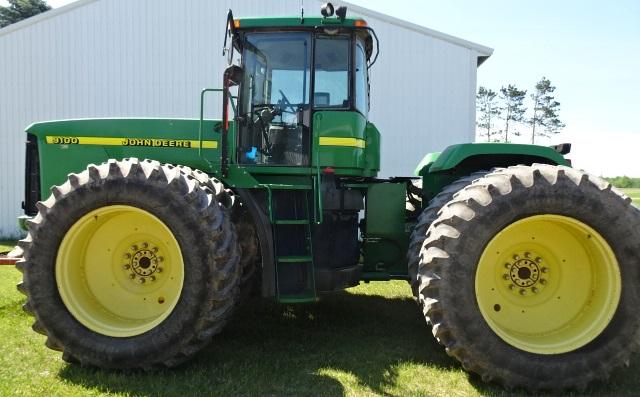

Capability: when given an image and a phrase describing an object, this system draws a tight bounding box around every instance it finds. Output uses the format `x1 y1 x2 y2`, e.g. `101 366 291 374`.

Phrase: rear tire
407 171 488 297
17 158 240 369
418 164 640 391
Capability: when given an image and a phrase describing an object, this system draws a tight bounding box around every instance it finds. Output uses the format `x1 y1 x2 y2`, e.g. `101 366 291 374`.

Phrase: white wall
0 0 490 237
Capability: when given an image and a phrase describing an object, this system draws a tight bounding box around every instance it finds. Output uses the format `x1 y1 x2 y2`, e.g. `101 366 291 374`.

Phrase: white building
0 0 492 237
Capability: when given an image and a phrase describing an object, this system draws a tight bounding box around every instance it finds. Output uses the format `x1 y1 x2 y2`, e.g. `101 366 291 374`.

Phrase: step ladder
267 185 318 303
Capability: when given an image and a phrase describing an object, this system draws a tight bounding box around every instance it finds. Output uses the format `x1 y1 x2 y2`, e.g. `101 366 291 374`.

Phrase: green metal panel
313 111 367 172
364 122 381 176
415 143 569 176
28 118 225 195
414 143 571 201
362 183 408 276
413 151 441 176
236 17 366 29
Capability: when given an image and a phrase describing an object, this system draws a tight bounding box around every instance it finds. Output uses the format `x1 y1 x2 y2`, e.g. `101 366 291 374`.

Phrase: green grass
0 240 17 254
620 188 640 205
1 183 638 395
1 260 639 397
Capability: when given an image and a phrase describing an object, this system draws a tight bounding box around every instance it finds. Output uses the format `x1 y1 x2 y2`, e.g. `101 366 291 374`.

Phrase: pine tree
529 77 565 144
499 85 527 142
476 86 501 142
0 0 51 28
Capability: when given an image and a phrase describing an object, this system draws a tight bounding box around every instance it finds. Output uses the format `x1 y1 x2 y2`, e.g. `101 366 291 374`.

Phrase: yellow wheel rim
475 215 620 354
56 205 184 337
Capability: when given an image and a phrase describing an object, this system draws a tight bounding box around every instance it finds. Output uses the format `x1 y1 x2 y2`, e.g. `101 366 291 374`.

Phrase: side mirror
224 65 243 87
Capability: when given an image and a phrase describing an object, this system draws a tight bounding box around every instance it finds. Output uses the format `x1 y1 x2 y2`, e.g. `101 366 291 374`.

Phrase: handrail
198 88 237 157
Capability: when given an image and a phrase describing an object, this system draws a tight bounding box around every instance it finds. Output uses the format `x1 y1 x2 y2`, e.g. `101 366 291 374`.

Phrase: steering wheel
278 90 298 113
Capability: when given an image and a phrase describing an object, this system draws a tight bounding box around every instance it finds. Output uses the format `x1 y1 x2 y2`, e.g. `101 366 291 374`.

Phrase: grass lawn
620 188 640 205
0 240 17 254
1 249 639 396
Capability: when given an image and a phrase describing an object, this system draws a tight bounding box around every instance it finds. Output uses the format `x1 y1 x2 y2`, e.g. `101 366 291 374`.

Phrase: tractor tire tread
418 164 640 391
407 171 489 297
18 158 241 369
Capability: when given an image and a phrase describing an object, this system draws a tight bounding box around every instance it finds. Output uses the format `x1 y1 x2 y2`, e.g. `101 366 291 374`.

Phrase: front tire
418 164 640 391
17 158 240 369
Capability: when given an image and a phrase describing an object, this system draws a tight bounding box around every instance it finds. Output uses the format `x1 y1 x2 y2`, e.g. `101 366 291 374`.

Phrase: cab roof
235 16 368 29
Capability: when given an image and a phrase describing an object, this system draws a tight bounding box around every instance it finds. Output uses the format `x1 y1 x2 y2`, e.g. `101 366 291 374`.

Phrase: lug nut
513 255 520 260
156 267 163 273
525 252 531 258
142 242 148 248
509 285 515 290
129 273 136 279
519 289 527 295
158 256 164 263
131 244 138 251
540 279 547 285
137 278 146 284
503 274 510 280
504 263 511 269
536 257 543 263
532 287 539 294
123 253 131 259
123 264 131 270
149 276 156 282
152 247 159 253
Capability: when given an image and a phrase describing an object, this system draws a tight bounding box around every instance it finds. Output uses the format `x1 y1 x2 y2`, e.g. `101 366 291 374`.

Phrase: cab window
313 35 350 108
354 39 368 116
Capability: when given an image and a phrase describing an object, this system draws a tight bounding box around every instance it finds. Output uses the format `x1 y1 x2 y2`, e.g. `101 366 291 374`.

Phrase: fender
414 143 571 200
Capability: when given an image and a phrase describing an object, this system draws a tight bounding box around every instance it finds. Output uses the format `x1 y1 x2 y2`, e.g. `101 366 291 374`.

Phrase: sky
345 0 640 177
3 0 639 176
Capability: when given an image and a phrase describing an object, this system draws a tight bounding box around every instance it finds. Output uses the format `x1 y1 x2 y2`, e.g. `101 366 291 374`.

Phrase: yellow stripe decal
46 136 218 149
318 137 366 149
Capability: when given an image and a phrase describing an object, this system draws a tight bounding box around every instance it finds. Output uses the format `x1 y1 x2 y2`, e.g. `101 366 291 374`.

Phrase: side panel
363 122 381 176
313 111 367 173
362 182 408 279
28 118 224 195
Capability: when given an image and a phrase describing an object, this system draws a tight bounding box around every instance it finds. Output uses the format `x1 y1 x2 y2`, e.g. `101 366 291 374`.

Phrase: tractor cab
223 7 379 173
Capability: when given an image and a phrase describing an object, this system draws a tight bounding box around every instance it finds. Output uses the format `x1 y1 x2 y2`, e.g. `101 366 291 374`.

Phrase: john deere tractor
14 4 640 392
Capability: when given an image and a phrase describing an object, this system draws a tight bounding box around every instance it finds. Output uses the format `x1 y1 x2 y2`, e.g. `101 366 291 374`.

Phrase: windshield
238 32 312 166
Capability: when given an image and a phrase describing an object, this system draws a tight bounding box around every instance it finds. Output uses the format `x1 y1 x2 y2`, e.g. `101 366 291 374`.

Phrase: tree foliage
499 84 527 142
476 86 500 142
603 176 640 189
0 0 50 28
529 77 565 144
477 77 565 143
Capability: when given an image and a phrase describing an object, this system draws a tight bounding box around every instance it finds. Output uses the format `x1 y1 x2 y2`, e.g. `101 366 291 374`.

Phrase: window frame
354 36 370 117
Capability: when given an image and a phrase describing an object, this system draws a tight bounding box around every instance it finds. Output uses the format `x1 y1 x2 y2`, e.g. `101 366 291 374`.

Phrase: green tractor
14 4 640 392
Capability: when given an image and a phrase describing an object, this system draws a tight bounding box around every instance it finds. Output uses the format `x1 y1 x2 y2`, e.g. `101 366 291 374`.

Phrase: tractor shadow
57 286 640 397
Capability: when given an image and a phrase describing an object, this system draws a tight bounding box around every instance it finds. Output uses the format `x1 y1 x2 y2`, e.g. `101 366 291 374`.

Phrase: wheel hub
123 243 164 284
503 252 547 295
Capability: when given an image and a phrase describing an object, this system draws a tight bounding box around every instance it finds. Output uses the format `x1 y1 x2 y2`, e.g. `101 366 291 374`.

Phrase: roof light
354 19 367 27
233 19 240 28
321 3 335 18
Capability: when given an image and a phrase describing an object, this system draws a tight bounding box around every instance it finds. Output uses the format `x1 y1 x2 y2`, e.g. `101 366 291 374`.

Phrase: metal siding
0 0 480 237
